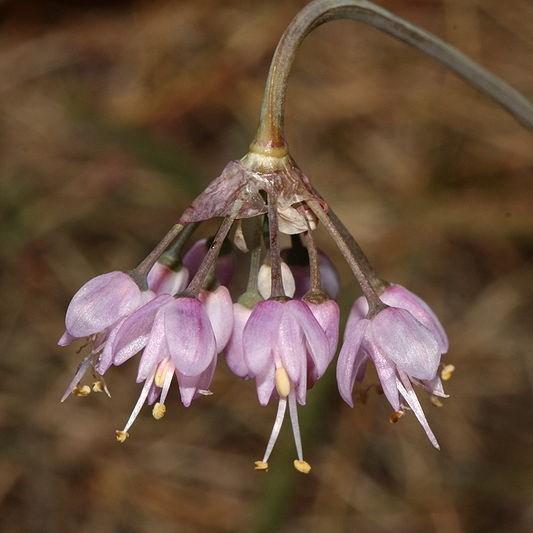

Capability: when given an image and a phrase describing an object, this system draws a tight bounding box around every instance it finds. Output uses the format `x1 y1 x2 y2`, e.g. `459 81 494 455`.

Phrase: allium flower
112 286 233 440
242 299 330 473
337 286 448 449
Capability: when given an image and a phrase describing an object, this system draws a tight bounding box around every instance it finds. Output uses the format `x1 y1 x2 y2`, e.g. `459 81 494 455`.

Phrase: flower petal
147 262 189 296
177 355 217 407
243 300 283 376
382 284 448 353
97 317 126 374
200 286 234 353
305 299 340 359
164 298 216 376
336 319 370 406
368 342 400 411
370 308 440 381
396 371 440 449
65 271 141 338
225 303 253 378
113 294 173 365
287 300 329 380
255 363 276 406
277 313 306 385
137 308 168 382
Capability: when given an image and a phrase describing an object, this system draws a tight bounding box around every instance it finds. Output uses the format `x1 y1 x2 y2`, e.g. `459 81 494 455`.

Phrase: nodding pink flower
242 299 329 473
337 287 448 449
147 262 189 296
58 271 143 344
111 287 234 440
293 251 340 299
182 238 235 287
58 272 155 402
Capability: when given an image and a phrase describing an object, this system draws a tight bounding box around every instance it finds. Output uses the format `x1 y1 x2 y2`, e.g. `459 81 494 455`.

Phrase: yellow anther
254 461 269 471
441 364 455 381
92 381 104 393
73 385 91 397
293 460 311 474
389 410 404 424
152 402 166 420
430 395 444 408
275 367 291 398
115 430 129 443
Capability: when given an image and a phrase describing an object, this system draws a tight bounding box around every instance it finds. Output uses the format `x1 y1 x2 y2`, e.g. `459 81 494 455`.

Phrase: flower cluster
59 143 451 473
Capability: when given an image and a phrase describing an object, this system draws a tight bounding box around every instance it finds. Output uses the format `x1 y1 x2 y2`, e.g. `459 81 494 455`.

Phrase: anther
293 460 311 474
389 410 404 424
115 430 129 443
74 385 91 397
275 367 291 398
430 396 443 407
441 364 455 381
92 381 104 393
254 460 269 471
152 402 166 420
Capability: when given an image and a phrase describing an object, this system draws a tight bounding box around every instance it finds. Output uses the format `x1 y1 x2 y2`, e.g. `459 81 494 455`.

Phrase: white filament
122 372 155 433
262 398 287 463
288 391 303 461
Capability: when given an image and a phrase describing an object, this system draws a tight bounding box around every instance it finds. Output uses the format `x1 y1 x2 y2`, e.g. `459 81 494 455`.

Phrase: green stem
253 0 533 149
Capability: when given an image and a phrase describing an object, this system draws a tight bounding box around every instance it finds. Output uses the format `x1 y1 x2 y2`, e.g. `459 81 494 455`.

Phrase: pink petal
370 308 440 381
382 284 448 353
60 355 92 402
225 303 253 378
336 319 370 406
396 371 440 449
164 298 216 376
276 313 306 385
58 331 76 346
97 317 127 374
368 342 400 411
137 308 168 382
255 363 275 406
199 286 234 353
344 296 369 337
286 300 329 380
305 299 340 359
177 355 218 407
65 271 141 338
113 294 173 365
242 300 283 376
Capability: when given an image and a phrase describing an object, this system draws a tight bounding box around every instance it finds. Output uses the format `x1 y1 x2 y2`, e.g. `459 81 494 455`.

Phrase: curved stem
302 231 321 293
253 0 533 148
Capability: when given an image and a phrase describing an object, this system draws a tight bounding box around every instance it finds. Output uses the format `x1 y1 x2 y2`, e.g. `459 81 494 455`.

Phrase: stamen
257 397 288 469
441 364 455 381
74 385 91 397
116 372 155 439
430 395 444 407
275 367 290 398
288 391 310 473
159 363 174 405
92 381 104 393
389 410 404 423
152 402 166 419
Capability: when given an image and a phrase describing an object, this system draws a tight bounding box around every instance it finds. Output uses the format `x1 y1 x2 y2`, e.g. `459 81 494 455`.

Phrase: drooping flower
337 287 448 449
112 287 233 440
242 299 330 473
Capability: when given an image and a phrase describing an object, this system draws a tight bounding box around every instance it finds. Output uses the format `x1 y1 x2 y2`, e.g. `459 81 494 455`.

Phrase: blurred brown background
1 0 533 531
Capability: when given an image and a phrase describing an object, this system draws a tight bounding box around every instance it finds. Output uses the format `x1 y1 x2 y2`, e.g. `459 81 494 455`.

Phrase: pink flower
242 299 329 472
337 286 448 449
58 271 143 344
111 287 233 439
